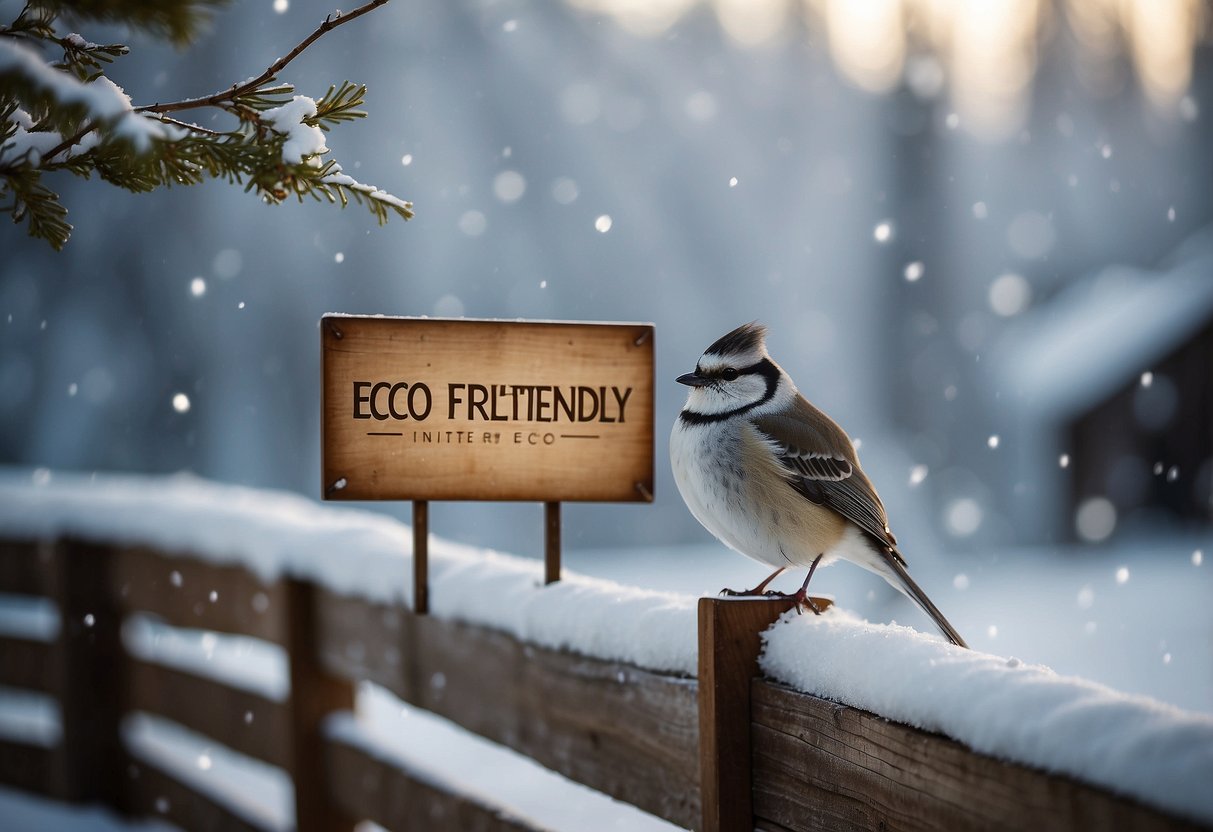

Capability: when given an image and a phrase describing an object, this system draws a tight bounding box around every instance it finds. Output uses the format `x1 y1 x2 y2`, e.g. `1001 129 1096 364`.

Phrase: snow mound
762 608 1213 825
0 468 697 675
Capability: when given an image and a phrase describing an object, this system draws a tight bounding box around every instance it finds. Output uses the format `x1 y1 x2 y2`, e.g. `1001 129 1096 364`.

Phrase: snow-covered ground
0 468 1211 830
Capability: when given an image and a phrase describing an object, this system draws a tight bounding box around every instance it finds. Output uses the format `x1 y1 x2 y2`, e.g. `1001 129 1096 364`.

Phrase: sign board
321 316 654 503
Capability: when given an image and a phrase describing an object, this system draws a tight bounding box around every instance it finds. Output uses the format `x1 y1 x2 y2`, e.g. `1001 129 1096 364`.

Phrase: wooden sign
321 316 655 503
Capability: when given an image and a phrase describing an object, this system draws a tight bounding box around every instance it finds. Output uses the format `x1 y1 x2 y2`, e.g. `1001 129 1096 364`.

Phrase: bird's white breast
671 417 839 571
670 418 746 552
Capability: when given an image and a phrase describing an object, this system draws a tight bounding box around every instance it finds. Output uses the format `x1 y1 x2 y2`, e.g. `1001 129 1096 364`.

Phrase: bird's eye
721 368 739 381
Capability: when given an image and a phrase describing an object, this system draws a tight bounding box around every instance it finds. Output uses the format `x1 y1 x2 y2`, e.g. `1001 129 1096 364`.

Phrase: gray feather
753 394 900 558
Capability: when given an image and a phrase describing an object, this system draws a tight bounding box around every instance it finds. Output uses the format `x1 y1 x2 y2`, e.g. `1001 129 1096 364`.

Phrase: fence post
50 540 128 807
698 596 797 832
285 579 356 832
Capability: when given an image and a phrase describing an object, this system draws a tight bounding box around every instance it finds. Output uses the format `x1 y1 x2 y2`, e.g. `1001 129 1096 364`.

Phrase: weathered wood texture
0 539 53 596
698 597 796 832
51 540 128 805
283 580 356 832
127 659 290 770
321 316 655 503
314 588 700 829
544 500 561 584
110 546 286 644
0 634 55 692
751 680 1209 832
325 734 549 832
125 757 274 832
413 499 429 615
0 739 57 797
3 536 1208 832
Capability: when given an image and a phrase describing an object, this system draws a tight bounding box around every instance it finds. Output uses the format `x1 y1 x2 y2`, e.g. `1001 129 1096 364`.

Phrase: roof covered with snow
991 224 1213 420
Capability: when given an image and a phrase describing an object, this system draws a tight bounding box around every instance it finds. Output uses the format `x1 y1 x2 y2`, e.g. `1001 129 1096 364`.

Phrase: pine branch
0 6 55 42
37 0 391 168
139 0 392 116
1 166 71 249
309 81 367 130
301 162 414 222
55 34 130 81
3 0 412 250
30 0 231 46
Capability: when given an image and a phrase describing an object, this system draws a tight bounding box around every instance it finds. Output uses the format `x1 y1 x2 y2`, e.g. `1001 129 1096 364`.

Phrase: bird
670 322 968 648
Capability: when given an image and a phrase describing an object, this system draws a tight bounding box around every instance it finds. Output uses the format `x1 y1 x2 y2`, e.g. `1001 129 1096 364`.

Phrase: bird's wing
752 395 902 561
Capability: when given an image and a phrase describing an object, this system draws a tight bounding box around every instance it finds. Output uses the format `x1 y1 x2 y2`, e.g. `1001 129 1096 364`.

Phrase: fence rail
0 536 1206 831
313 587 700 827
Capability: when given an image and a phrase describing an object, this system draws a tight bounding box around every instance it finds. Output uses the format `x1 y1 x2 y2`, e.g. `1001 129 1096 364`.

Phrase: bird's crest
704 322 767 359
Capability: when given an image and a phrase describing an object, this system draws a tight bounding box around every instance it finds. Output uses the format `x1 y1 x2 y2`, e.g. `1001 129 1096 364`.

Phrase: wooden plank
0 634 56 693
321 316 655 503
283 580 355 832
314 589 700 828
125 756 273 832
126 659 291 770
111 547 286 645
0 539 53 596
50 540 127 805
312 590 409 693
698 597 797 832
750 680 1209 832
0 738 57 797
324 734 551 832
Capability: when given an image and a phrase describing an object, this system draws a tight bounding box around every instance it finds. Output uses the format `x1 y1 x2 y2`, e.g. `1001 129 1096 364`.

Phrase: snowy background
2 1 1212 826
2 0 1209 550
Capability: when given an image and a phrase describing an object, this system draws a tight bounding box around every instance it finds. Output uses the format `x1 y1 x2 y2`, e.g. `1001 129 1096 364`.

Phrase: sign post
321 316 655 613
412 499 428 614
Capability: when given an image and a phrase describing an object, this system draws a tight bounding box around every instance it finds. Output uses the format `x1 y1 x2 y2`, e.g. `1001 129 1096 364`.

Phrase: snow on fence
0 470 1211 831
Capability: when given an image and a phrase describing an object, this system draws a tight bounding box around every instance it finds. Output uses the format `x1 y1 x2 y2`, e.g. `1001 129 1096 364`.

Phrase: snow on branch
0 37 175 163
1 0 410 250
318 168 417 221
262 96 327 165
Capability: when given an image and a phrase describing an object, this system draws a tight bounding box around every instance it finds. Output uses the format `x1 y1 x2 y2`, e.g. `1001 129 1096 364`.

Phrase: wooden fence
0 536 1205 832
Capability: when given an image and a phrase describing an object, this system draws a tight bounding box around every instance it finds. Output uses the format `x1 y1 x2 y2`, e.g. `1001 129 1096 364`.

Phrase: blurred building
990 227 1213 543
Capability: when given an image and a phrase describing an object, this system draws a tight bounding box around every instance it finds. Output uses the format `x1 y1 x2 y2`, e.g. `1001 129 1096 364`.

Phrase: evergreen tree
0 0 412 250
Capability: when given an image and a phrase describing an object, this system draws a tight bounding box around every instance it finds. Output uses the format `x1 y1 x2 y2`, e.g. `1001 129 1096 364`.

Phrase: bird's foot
791 587 823 616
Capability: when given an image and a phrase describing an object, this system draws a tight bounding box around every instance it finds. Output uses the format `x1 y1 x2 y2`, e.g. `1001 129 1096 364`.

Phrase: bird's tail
883 551 968 648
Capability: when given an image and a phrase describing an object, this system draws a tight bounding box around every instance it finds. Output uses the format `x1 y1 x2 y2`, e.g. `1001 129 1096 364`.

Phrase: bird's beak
676 372 709 387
